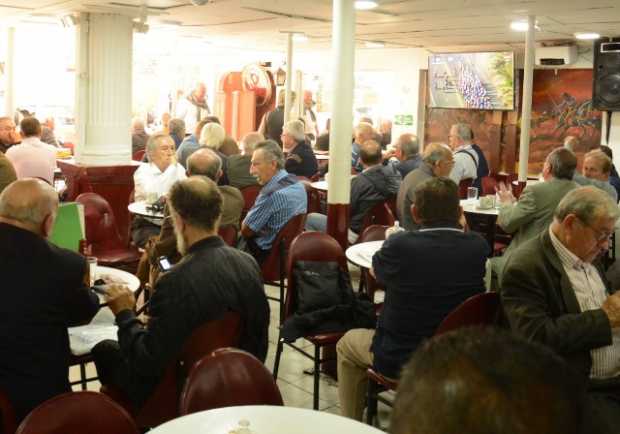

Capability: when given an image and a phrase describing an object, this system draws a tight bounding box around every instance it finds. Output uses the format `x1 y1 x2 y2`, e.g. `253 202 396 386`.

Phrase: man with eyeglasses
0 117 20 153
502 186 620 434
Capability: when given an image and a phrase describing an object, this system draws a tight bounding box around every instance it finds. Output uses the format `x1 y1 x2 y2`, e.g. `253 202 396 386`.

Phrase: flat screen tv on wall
428 51 515 110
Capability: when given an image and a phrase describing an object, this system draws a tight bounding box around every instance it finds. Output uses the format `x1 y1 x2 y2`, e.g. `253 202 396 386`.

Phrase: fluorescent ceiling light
293 33 308 42
575 32 600 40
355 1 378 10
510 20 529 31
365 41 385 48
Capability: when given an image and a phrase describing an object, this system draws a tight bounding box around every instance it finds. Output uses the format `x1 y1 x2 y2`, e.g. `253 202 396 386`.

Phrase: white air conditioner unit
535 45 578 66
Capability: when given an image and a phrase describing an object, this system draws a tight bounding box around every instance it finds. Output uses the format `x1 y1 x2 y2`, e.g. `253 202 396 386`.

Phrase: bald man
0 179 99 422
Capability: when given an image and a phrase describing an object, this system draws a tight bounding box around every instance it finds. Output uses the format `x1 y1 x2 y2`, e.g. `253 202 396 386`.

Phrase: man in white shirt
132 133 186 247
502 186 620 434
448 123 478 185
6 117 57 184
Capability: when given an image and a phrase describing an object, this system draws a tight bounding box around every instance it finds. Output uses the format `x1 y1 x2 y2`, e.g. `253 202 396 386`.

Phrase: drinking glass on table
87 256 98 287
467 187 479 201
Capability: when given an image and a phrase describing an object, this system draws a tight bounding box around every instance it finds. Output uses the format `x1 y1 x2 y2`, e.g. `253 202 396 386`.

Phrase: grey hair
146 133 173 161
546 147 577 180
168 118 185 139
453 123 473 142
199 122 226 150
554 186 620 225
0 179 58 227
284 120 306 142
255 140 285 170
400 134 420 158
187 148 222 181
241 132 264 154
422 142 452 165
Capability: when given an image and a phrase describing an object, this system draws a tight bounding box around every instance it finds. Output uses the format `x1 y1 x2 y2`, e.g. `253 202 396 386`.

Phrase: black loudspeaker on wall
593 37 620 111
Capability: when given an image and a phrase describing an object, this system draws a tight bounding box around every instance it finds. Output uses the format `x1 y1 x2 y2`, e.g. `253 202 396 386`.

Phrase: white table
346 240 384 269
460 199 500 216
150 405 385 434
68 266 141 356
310 180 328 191
315 154 329 161
128 201 165 219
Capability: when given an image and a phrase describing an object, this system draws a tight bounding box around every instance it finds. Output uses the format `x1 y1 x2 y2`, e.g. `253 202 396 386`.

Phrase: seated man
352 122 374 172
600 145 620 200
502 186 620 434
6 117 57 184
131 117 150 156
93 177 270 408
240 140 307 265
391 328 583 434
448 123 489 190
492 147 578 282
337 177 489 421
0 179 99 422
306 140 401 243
137 148 243 285
396 143 454 231
574 149 618 202
132 132 187 247
226 132 262 189
0 116 20 153
393 133 422 178
282 120 318 178
0 152 16 194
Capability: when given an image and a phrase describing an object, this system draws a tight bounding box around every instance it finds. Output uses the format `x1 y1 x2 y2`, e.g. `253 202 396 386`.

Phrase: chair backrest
358 224 388 243
132 149 146 162
360 201 395 237
218 225 238 247
434 292 500 336
284 231 348 321
62 166 93 202
240 185 262 219
261 213 307 282
179 348 283 415
0 388 16 434
16 391 139 434
300 180 322 214
75 192 123 249
134 311 242 428
480 176 498 196
458 178 474 199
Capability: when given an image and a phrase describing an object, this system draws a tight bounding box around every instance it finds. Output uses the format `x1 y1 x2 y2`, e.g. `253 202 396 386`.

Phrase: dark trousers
131 217 161 249
238 237 269 266
583 382 620 434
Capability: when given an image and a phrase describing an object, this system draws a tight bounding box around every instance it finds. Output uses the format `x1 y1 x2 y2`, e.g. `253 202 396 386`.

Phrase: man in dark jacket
282 120 318 178
259 89 296 146
93 176 269 408
337 177 489 421
306 139 400 243
0 179 99 422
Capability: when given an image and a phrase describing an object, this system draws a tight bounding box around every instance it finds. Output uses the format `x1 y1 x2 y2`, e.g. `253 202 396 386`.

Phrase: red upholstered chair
240 185 262 221
218 225 238 247
260 213 307 323
355 225 388 302
132 149 146 162
0 388 16 434
76 193 141 272
273 231 348 410
102 312 242 430
179 348 283 415
458 178 474 199
481 176 498 196
62 166 93 202
15 391 139 434
359 201 395 238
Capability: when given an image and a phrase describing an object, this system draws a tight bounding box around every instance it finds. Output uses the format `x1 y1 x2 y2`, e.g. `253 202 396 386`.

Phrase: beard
173 223 187 256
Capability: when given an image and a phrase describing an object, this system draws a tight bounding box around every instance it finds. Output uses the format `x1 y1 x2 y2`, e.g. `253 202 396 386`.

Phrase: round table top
150 405 385 434
346 240 384 269
460 199 500 216
128 201 165 219
97 266 141 292
310 180 328 191
315 154 329 161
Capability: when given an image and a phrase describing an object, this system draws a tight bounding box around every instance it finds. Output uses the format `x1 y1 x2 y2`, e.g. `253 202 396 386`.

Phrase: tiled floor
68 263 392 430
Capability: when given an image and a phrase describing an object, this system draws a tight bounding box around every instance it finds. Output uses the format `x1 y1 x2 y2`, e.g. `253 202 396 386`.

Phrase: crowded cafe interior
3 0 620 433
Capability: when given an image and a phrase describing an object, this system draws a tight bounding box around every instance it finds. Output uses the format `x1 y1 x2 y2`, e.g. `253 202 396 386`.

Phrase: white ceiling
2 0 620 52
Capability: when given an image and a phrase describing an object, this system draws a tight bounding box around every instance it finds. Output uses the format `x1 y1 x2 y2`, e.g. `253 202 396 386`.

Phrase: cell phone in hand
91 284 108 296
158 256 172 272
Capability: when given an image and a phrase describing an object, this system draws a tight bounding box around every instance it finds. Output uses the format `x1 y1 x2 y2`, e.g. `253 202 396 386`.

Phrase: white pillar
295 69 303 120
518 15 536 181
284 33 294 125
4 27 15 117
328 0 355 204
74 13 133 165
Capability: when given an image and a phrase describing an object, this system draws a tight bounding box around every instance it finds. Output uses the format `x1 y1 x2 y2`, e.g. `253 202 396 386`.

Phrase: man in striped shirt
240 140 307 265
502 186 620 434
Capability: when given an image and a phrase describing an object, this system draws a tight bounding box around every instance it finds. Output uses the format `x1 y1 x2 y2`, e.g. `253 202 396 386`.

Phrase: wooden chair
240 185 262 221
15 391 139 434
132 150 146 162
75 192 141 272
458 178 474 199
366 292 501 426
101 312 242 430
355 225 388 302
0 387 16 434
480 176 498 196
180 348 283 415
273 231 348 410
260 214 307 323
359 201 395 238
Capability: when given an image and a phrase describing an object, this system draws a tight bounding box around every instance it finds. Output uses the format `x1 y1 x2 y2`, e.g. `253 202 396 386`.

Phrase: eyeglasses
578 218 613 243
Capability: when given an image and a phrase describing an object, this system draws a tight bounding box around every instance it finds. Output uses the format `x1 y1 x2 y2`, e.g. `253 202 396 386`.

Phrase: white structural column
4 27 15 117
75 13 133 165
518 15 536 181
284 33 294 124
328 0 355 204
